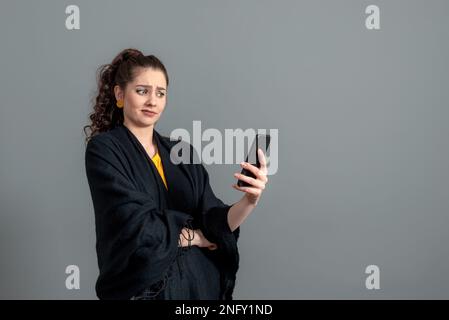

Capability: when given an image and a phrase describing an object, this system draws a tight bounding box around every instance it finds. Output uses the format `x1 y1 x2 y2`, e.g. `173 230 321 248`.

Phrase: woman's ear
114 85 124 101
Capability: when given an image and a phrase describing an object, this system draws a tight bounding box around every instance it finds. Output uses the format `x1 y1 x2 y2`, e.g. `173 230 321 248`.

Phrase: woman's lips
142 110 157 117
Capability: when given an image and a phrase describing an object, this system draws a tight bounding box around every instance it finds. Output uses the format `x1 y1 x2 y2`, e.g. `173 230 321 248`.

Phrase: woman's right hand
179 228 218 250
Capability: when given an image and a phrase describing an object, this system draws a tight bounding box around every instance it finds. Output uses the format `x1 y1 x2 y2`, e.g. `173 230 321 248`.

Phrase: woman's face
114 67 167 129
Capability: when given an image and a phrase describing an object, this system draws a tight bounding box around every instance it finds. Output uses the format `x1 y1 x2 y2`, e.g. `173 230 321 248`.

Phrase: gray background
0 0 448 299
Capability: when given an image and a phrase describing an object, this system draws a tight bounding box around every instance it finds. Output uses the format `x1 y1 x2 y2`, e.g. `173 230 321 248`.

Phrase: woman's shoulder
86 131 114 147
87 124 129 146
85 128 126 157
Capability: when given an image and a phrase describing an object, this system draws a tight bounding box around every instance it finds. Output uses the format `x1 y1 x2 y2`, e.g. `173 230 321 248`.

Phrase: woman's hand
194 229 218 250
178 228 218 250
232 148 269 206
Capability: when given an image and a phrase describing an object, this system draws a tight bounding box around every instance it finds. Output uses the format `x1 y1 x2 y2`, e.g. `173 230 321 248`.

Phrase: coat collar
115 123 196 210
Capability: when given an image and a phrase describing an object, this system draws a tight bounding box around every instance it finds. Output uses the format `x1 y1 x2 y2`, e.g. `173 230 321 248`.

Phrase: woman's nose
146 91 156 105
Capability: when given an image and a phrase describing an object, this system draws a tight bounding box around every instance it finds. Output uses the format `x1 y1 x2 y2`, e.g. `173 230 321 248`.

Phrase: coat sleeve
197 163 241 299
198 164 240 244
85 135 193 299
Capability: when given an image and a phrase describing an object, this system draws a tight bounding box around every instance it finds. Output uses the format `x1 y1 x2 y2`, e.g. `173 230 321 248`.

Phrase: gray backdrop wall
0 0 448 299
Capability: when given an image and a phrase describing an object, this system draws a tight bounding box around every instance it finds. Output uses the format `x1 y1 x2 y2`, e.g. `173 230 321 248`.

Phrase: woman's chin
139 117 158 126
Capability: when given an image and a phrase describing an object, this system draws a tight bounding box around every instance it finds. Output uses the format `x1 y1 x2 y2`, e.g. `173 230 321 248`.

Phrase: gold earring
116 99 124 108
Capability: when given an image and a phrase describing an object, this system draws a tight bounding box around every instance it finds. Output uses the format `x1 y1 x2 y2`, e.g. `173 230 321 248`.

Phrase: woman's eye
136 89 165 97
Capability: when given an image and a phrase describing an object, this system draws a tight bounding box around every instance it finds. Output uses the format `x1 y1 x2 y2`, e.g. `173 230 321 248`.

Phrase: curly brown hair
83 48 169 144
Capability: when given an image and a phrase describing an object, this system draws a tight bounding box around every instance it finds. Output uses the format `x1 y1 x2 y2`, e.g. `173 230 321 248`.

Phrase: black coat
84 124 240 300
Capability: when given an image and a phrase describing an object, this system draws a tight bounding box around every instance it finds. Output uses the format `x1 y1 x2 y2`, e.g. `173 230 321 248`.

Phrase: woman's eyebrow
135 84 166 91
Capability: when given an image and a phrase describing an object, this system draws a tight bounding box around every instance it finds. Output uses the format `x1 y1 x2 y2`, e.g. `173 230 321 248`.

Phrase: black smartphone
237 134 271 187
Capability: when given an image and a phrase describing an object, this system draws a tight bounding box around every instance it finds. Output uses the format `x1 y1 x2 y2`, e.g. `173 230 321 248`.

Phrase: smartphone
237 134 271 187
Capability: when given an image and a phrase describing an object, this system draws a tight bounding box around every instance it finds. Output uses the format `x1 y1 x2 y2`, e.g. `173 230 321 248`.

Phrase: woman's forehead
132 67 166 87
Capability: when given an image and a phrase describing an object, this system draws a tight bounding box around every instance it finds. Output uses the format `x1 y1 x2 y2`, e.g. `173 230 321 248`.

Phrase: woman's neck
123 121 157 155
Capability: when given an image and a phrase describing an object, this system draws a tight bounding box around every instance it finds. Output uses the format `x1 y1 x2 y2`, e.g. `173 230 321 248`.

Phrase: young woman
84 48 268 300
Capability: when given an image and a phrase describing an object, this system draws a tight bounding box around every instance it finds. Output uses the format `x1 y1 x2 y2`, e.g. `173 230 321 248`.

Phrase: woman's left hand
232 148 268 206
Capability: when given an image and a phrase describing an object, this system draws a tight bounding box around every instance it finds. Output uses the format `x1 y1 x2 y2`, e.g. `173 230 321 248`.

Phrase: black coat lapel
116 124 169 209
155 130 198 217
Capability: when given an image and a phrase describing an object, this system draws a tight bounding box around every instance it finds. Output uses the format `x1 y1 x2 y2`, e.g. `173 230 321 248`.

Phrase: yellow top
151 152 168 190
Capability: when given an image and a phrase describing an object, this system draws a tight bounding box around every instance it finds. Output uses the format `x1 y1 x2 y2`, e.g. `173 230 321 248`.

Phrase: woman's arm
184 195 258 246
228 148 269 232
178 228 218 250
227 195 257 232
196 148 268 247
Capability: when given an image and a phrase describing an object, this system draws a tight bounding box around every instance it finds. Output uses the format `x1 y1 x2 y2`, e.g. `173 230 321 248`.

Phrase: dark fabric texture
84 123 240 300
130 244 222 300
